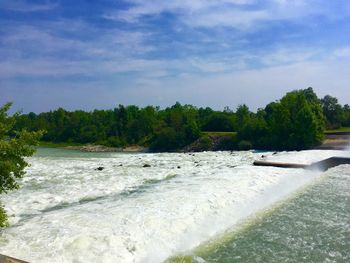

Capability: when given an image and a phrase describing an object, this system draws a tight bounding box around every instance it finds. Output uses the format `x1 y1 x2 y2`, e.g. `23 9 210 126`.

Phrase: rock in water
95 167 104 171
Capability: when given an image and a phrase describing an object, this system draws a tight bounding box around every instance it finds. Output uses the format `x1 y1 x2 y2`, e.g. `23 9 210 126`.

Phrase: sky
1 0 350 113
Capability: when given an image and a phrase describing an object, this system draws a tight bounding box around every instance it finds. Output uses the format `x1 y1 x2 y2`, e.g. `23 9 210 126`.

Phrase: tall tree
0 103 42 227
321 95 343 128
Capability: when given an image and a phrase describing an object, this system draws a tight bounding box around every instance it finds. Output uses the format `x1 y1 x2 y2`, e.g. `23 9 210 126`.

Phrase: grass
38 141 84 148
325 127 350 134
202 131 237 136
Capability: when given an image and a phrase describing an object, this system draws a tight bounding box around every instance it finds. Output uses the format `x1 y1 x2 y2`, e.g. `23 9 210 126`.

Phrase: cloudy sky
1 0 350 113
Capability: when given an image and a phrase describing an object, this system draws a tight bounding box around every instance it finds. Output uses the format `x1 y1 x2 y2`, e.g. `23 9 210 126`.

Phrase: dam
254 157 350 171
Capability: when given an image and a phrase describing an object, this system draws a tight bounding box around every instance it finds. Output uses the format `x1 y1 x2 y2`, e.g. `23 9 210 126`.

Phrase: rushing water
0 148 348 262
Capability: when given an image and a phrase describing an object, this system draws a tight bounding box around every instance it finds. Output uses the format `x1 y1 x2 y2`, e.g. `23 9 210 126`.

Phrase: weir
0 254 28 263
253 157 350 171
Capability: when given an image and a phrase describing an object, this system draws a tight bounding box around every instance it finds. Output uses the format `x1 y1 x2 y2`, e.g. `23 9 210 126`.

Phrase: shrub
238 140 252 150
198 136 213 151
0 103 42 227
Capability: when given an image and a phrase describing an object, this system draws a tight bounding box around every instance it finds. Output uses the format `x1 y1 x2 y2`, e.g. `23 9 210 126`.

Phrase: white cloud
1 0 349 113
122 57 350 110
332 47 350 58
105 0 335 30
0 20 158 78
2 48 350 113
258 48 321 66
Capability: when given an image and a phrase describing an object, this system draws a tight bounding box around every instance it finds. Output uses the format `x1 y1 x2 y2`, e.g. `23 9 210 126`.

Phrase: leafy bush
150 127 180 152
214 135 238 151
0 103 42 227
238 140 252 150
0 205 8 228
106 136 126 147
238 88 325 150
198 136 213 151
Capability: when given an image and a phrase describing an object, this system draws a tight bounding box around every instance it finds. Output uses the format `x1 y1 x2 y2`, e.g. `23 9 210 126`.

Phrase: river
0 148 349 262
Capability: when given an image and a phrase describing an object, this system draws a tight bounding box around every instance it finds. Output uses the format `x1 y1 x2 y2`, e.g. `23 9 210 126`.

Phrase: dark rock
177 166 181 169
143 164 151 168
95 167 104 171
183 134 236 152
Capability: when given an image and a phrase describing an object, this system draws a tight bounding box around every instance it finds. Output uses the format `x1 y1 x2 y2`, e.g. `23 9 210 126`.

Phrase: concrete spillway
253 157 350 172
0 254 28 263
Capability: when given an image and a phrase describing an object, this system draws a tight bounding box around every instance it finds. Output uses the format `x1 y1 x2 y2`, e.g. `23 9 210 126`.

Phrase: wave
14 173 180 225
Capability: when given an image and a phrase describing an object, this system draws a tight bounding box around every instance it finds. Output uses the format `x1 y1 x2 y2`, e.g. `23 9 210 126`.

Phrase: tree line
12 87 350 152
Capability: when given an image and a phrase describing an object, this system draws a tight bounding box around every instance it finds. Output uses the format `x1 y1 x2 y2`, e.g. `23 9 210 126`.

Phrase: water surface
0 148 347 262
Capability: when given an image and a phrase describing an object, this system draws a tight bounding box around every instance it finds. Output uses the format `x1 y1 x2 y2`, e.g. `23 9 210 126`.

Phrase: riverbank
317 131 350 150
65 144 148 153
38 129 350 153
38 142 148 153
0 254 28 263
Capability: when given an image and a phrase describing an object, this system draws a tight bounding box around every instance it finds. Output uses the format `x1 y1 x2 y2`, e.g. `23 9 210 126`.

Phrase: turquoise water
169 165 350 262
34 147 120 158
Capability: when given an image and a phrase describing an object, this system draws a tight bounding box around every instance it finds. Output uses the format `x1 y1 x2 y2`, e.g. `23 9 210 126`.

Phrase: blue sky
1 0 350 113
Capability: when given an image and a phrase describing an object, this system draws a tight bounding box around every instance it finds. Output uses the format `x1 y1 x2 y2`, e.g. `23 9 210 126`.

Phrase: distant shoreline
65 144 149 153
38 141 148 153
316 132 350 150
37 130 350 153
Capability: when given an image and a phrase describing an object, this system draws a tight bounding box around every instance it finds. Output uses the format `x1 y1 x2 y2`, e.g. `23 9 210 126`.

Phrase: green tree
321 95 343 129
151 103 200 152
265 88 325 150
236 104 250 132
150 127 179 152
0 103 42 227
202 112 234 132
342 104 350 126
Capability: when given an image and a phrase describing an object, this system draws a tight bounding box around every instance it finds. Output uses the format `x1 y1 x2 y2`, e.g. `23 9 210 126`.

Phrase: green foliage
11 87 346 152
342 105 350 126
213 134 238 151
238 140 252 150
0 103 42 227
0 204 9 228
238 88 325 150
325 127 350 133
197 136 213 151
38 141 83 148
106 136 126 148
202 112 234 132
236 104 250 132
321 95 343 129
202 131 237 136
150 127 179 152
150 103 200 152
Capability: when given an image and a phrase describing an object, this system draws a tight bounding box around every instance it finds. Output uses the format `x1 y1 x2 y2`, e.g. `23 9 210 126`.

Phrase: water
169 165 350 263
0 148 348 262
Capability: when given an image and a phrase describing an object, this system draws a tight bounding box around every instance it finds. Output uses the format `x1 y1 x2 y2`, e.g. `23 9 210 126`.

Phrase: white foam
0 150 333 262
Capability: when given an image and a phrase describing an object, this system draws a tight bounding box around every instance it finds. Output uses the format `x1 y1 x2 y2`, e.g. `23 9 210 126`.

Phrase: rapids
0 148 347 262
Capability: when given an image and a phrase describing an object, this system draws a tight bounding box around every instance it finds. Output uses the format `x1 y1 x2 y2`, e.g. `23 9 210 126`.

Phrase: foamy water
0 149 344 262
